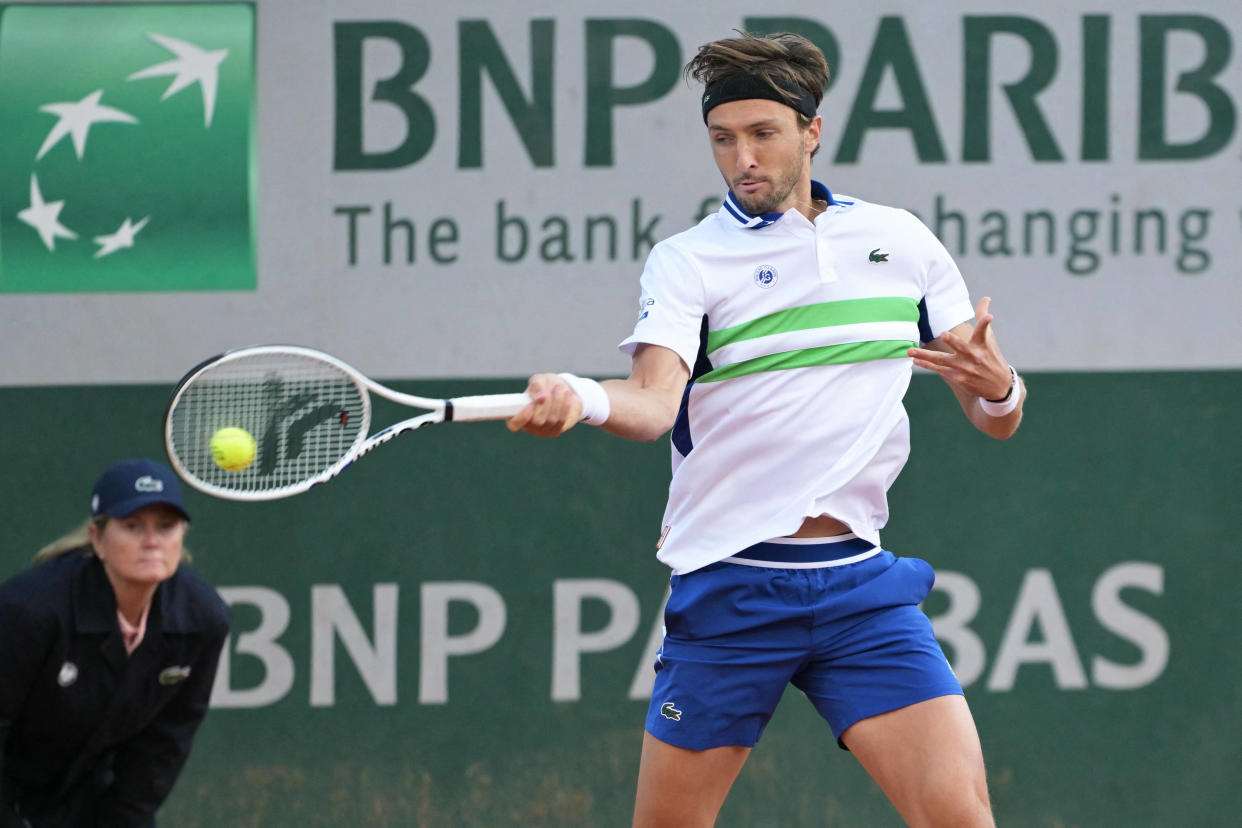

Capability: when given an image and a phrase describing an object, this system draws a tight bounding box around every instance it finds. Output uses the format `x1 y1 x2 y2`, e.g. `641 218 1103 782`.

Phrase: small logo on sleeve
659 701 682 721
868 248 889 263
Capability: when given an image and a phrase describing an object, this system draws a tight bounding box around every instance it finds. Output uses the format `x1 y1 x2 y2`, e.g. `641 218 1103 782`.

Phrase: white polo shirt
619 182 974 574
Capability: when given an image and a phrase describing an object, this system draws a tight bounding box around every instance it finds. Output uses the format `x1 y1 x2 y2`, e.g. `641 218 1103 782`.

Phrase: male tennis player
508 30 1024 828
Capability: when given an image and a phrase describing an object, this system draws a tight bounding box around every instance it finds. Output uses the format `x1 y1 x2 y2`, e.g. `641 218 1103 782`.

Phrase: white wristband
979 366 1021 417
557 373 610 426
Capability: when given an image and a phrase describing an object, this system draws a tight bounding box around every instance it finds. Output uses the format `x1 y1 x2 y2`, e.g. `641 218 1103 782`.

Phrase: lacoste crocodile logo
159 665 191 685
869 248 889 263
659 701 682 721
134 475 164 492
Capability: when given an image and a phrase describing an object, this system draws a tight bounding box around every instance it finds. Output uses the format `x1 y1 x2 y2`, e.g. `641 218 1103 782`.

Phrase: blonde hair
34 517 103 563
34 516 191 564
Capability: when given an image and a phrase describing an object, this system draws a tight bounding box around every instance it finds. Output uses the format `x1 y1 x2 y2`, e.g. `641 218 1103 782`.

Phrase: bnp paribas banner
0 0 1239 384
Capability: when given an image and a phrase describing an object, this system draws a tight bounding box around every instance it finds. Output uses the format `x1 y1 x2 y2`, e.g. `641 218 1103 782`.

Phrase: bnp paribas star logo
0 3 255 293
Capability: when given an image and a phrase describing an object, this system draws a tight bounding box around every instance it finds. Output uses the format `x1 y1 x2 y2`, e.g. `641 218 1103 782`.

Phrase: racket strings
168 353 368 494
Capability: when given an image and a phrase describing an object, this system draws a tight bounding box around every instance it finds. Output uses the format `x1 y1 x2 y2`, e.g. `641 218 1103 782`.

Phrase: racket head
164 346 372 500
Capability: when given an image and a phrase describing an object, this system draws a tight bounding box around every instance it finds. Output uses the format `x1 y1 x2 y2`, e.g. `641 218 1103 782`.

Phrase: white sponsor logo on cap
134 475 164 492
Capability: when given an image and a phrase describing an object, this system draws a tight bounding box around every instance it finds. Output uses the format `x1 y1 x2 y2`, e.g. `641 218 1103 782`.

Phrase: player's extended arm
907 297 1025 440
507 343 689 442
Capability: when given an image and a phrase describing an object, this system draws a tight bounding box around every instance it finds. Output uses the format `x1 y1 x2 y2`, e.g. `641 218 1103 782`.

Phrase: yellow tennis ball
211 427 257 471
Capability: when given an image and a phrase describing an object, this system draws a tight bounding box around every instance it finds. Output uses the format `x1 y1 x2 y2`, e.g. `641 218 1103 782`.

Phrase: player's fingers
505 389 547 431
526 387 560 429
542 384 570 426
907 346 955 369
970 297 995 341
972 313 994 344
557 384 583 432
909 355 950 377
937 328 964 351
530 385 580 437
509 374 584 437
508 374 561 432
524 373 560 397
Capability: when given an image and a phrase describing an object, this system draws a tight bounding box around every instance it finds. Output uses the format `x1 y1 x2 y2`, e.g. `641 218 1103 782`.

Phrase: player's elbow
637 421 676 443
617 378 684 441
651 395 683 440
605 396 680 442
623 410 679 443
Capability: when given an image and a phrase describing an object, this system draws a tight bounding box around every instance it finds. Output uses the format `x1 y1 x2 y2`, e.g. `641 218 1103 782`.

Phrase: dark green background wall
2 372 1239 826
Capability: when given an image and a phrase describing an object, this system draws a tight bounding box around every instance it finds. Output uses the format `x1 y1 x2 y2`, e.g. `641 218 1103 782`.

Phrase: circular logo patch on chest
753 264 778 289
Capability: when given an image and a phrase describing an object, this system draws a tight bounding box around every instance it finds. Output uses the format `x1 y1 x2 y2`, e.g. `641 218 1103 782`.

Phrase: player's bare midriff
788 514 852 538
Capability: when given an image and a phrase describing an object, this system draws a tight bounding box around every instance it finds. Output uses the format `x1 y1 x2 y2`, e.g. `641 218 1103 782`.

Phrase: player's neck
792 179 827 222
794 196 828 222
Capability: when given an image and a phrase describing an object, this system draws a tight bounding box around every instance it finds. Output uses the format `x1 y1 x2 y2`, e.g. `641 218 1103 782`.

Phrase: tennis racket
164 345 530 501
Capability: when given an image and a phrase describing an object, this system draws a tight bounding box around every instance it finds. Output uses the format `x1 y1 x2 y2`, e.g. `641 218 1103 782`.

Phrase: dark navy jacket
0 549 229 827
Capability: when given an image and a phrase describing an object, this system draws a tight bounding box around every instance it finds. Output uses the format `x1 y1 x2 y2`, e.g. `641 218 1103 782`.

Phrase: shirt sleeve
617 240 705 373
904 211 974 343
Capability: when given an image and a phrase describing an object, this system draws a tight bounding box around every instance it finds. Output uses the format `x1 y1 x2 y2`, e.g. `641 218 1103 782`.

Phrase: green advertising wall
2 371 1238 826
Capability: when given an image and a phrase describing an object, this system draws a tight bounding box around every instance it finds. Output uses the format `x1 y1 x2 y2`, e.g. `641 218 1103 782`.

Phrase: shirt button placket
816 230 838 283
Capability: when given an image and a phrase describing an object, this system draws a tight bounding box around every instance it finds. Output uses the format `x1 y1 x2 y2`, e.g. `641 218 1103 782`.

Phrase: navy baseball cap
90 459 190 520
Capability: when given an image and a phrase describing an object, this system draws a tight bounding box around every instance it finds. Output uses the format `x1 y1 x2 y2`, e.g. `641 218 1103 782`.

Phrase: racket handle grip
448 393 532 421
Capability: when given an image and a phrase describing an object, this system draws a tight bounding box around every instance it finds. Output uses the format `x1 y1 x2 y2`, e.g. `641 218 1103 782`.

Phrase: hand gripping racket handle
446 392 532 422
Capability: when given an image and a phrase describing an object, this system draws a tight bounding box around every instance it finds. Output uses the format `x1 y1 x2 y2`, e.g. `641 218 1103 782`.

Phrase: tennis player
508 30 1024 828
0 459 230 827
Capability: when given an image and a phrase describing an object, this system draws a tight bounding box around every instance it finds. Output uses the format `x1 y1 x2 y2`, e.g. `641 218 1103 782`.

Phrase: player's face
706 98 820 216
91 504 186 588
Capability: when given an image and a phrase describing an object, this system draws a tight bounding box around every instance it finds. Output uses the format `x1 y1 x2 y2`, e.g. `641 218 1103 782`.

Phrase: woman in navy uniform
0 459 230 827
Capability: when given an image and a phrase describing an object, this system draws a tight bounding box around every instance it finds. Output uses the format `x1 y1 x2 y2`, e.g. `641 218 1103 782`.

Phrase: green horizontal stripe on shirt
706 297 919 355
697 339 915 383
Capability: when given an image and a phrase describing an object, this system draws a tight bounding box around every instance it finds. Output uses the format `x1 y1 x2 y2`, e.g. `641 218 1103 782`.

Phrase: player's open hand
907 297 1012 400
506 373 582 437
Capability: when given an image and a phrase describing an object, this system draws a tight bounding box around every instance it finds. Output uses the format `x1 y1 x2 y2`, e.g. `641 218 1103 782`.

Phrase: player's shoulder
831 194 921 225
658 209 729 252
641 213 723 278
831 194 940 245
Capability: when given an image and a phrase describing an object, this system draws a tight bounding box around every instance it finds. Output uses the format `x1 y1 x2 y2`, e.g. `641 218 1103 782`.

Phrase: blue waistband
732 536 877 564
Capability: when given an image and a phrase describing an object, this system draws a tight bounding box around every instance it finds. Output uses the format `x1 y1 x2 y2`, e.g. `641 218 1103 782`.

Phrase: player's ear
803 115 822 152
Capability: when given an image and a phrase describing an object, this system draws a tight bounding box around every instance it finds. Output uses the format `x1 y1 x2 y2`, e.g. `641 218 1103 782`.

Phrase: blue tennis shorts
645 538 961 751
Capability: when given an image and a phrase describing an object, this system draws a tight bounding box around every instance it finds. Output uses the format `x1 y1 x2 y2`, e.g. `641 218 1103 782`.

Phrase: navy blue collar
723 180 837 229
